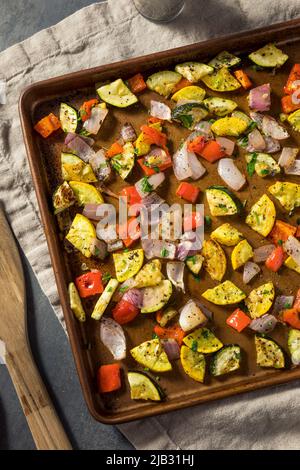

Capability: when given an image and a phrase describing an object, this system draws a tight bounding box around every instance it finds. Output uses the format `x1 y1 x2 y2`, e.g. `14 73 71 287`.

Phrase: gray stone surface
0 0 132 450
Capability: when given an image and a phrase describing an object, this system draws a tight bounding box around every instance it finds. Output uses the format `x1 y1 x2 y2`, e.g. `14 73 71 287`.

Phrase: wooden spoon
0 207 72 450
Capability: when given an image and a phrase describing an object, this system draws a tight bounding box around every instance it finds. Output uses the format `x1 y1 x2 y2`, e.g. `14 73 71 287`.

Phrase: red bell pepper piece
199 140 225 163
106 141 124 158
112 299 139 325
281 95 300 114
137 152 172 176
97 364 121 393
265 246 285 272
282 308 300 329
119 186 142 206
226 308 251 332
187 135 206 155
148 116 163 125
140 125 167 148
172 77 193 93
293 288 300 310
79 99 99 122
154 324 186 346
268 220 296 245
34 113 61 138
127 73 147 94
233 70 252 90
176 182 200 203
183 211 203 231
75 271 104 298
117 217 141 248
284 64 300 95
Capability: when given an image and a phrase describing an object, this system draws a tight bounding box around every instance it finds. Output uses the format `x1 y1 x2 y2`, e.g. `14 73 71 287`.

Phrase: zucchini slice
288 329 300 366
206 186 243 216
231 239 253 270
113 249 144 283
211 223 244 246
246 194 275 237
255 335 285 368
111 142 135 180
245 282 275 319
202 280 246 305
186 254 204 275
211 116 248 136
171 102 208 129
268 181 300 213
202 239 227 282
171 85 206 103
52 181 76 214
68 282 86 322
203 97 237 117
61 153 97 183
231 110 253 127
201 67 241 92
141 280 173 314
175 62 213 83
134 259 163 288
245 153 280 178
156 307 178 327
59 103 78 133
128 371 164 401
208 51 241 69
66 213 96 258
180 345 206 382
97 79 138 107
91 278 119 320
249 43 288 68
69 181 104 206
183 327 223 354
210 345 241 376
146 71 182 97
130 339 172 372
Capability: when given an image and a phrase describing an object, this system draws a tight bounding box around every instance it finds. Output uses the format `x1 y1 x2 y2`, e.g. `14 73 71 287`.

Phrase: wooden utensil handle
5 345 72 450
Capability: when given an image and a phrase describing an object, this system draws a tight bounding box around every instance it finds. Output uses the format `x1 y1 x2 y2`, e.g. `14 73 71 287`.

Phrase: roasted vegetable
69 181 104 206
111 142 135 180
206 186 243 216
231 239 253 270
91 278 119 320
246 194 276 237
249 43 288 68
156 307 178 327
245 153 280 178
175 62 213 82
201 67 241 92
97 78 138 107
288 329 300 365
180 345 206 382
134 259 163 288
210 345 241 376
171 102 208 129
211 116 248 136
203 97 237 117
268 181 300 213
211 223 244 246
209 51 241 69
255 335 285 368
127 371 164 401
68 282 86 322
141 280 173 313
59 103 78 133
183 327 223 354
130 338 172 372
146 70 182 97
202 280 246 305
171 85 206 103
186 254 204 275
245 282 275 319
53 181 76 214
288 109 300 132
113 249 144 283
61 153 97 183
202 239 227 281
284 256 300 274
66 213 96 258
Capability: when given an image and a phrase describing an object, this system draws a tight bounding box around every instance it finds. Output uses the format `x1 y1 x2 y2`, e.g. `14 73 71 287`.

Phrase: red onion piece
193 121 213 139
278 147 298 169
179 300 207 332
150 100 172 120
97 184 119 199
249 112 264 129
144 147 170 168
89 149 111 182
262 115 289 140
120 122 136 142
247 129 266 151
177 231 202 261
217 158 246 191
141 238 176 260
161 339 180 361
83 203 103 220
65 133 95 162
272 295 294 315
253 244 275 263
83 106 108 135
135 172 165 198
284 236 300 266
193 300 214 321
65 132 94 147
249 314 277 334
90 238 107 260
166 262 185 292
216 137 235 156
248 84 271 112
123 288 143 308
100 317 126 360
113 278 136 302
188 151 206 180
243 261 260 284
173 142 206 181
107 239 124 252
263 136 281 154
285 159 300 175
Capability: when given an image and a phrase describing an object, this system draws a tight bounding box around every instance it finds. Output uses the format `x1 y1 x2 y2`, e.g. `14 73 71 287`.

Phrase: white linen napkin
0 0 300 450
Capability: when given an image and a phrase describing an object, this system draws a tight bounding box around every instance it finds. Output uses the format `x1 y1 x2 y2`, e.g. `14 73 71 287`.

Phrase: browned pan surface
19 19 300 424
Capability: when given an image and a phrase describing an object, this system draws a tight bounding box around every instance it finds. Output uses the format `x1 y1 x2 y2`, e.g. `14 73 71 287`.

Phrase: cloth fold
0 0 300 450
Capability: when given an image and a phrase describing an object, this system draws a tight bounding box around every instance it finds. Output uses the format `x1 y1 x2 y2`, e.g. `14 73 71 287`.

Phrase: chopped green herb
192 274 201 282
152 333 158 339
93 247 100 257
179 114 194 129
247 121 257 132
161 248 169 258
238 135 249 148
123 248 129 252
191 340 198 352
278 239 283 246
251 64 265 71
102 272 112 284
284 302 292 309
119 286 128 294
186 255 196 265
204 215 212 228
218 203 227 209
143 367 150 371
247 153 258 177
141 176 153 193
79 128 90 137
107 287 113 292
153 166 160 173
260 169 270 176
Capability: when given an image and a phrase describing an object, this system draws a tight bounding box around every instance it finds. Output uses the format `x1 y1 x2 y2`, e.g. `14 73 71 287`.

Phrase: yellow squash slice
245 282 275 319
130 339 172 372
61 153 97 183
231 239 253 270
269 181 300 213
246 194 276 237
134 259 163 288
66 213 96 258
113 249 144 283
68 282 86 322
69 181 104 206
201 67 241 92
180 345 206 383
202 239 227 281
211 116 248 136
211 223 244 246
97 78 138 107
183 328 223 354
202 280 246 305
284 256 300 274
171 85 206 103
255 335 285 369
